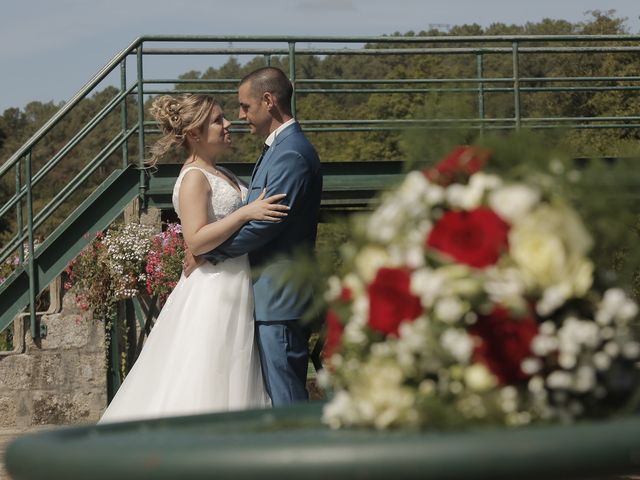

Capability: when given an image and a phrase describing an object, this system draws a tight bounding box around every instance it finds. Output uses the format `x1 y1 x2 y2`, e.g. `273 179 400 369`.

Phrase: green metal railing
2 34 640 342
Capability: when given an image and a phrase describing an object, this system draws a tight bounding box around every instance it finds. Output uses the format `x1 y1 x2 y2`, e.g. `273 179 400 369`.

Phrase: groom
185 67 322 406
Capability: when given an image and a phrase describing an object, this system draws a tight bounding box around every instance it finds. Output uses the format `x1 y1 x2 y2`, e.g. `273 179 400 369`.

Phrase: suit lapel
249 122 301 188
250 143 270 184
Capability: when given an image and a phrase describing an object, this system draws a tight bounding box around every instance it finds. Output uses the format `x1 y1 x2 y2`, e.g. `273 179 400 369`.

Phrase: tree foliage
0 10 638 296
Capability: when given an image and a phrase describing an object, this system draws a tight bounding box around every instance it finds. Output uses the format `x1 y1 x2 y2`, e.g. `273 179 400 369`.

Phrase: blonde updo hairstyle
147 93 217 166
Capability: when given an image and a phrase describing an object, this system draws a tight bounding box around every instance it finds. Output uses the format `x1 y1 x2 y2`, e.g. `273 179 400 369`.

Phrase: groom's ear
263 92 276 112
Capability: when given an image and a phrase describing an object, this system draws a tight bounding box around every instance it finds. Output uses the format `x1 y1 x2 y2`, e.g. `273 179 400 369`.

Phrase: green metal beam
6 403 640 480
145 162 405 212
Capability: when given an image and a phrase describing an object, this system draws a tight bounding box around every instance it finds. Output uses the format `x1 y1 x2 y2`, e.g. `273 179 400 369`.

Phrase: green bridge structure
3 35 640 479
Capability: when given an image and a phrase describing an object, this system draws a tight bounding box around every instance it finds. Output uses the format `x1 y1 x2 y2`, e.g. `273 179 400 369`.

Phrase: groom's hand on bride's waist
183 246 206 277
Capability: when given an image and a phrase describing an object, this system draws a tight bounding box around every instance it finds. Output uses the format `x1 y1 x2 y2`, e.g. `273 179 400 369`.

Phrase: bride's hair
147 94 217 166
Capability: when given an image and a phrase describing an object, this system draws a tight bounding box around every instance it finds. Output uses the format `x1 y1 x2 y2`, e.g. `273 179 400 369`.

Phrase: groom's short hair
240 67 292 113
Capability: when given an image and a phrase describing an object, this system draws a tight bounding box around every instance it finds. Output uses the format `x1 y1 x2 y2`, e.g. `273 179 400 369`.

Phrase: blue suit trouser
255 320 310 406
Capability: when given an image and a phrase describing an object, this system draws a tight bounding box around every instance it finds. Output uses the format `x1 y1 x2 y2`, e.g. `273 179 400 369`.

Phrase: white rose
488 183 541 224
509 204 593 296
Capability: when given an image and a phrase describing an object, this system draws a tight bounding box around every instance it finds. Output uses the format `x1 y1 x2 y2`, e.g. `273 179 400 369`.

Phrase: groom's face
238 81 270 138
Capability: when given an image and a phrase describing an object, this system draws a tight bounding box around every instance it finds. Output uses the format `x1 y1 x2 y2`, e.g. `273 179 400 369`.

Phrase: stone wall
0 290 107 428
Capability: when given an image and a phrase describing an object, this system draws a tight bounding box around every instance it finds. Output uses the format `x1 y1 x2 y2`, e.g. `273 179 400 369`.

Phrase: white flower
546 370 572 389
557 317 600 353
539 321 556 336
434 296 467 324
488 183 541 224
528 376 545 393
324 276 343 302
445 184 468 209
622 342 640 359
343 321 367 345
322 390 359 429
604 341 620 357
398 171 431 204
316 368 331 388
558 352 577 369
425 183 446 205
574 366 596 393
464 363 497 392
438 264 483 297
531 334 559 356
440 328 474 363
593 352 612 370
404 245 426 269
398 317 429 352
354 245 390 282
521 357 542 375
411 268 445 308
448 172 502 210
509 203 593 300
597 288 639 326
342 273 365 299
349 358 418 430
484 266 528 311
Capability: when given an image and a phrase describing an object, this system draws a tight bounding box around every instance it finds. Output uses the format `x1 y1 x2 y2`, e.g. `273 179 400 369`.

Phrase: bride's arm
179 170 288 256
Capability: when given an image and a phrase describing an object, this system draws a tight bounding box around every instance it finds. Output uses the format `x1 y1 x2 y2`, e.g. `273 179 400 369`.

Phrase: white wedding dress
99 166 271 424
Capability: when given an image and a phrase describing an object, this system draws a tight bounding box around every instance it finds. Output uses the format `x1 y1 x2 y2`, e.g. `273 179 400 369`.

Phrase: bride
99 93 286 423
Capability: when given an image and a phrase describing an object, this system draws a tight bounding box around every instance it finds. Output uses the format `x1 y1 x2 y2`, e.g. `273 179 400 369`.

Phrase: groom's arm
201 150 313 262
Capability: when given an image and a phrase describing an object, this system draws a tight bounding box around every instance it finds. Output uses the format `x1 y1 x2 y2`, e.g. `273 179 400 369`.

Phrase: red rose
427 207 510 268
470 305 539 384
424 146 491 186
323 309 345 359
322 287 352 358
339 287 353 302
368 267 422 336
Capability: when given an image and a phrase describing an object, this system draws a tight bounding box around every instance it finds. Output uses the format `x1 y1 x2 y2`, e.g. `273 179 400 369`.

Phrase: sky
0 0 638 113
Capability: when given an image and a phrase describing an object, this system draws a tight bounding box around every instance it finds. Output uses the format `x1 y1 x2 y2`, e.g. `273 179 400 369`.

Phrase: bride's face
198 104 232 156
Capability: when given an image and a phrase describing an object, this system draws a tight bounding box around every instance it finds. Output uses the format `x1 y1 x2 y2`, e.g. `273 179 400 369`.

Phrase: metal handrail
0 37 142 178
0 128 137 263
0 85 137 223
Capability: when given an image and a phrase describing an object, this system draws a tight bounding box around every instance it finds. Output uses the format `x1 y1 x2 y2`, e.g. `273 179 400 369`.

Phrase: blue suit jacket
203 122 322 321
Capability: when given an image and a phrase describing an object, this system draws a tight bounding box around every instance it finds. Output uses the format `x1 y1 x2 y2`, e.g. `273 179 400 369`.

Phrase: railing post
512 41 521 130
264 54 271 67
120 60 129 168
476 53 485 137
136 44 146 211
288 42 297 117
24 151 37 338
15 160 24 264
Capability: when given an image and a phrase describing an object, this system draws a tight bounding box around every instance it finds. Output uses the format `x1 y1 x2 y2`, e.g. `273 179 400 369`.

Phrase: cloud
297 0 357 12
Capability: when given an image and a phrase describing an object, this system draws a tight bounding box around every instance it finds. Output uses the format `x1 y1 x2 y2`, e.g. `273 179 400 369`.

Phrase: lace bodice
172 166 247 222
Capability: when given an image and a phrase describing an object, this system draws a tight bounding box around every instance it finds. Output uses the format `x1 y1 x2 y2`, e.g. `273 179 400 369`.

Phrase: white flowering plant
321 145 640 431
64 222 178 319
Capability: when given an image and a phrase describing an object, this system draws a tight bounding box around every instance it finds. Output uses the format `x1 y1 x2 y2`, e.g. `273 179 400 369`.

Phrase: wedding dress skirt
99 166 271 424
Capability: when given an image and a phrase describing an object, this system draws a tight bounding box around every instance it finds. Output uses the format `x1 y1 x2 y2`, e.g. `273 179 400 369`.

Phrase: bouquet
321 146 640 430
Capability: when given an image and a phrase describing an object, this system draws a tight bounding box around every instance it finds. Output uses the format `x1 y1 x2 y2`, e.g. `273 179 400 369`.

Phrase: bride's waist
194 254 249 273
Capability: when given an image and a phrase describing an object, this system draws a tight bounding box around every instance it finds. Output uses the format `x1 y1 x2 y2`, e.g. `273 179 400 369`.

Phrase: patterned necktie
250 143 269 183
